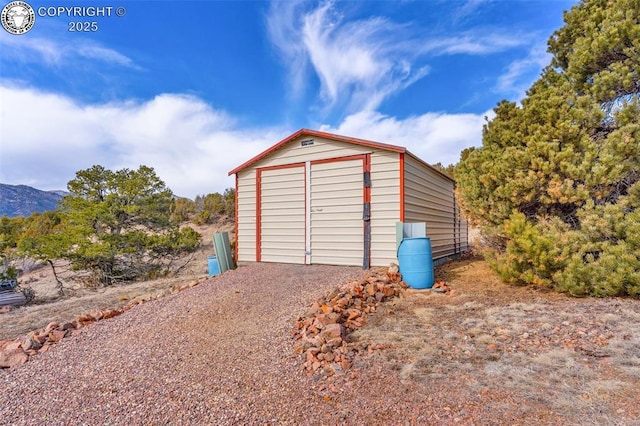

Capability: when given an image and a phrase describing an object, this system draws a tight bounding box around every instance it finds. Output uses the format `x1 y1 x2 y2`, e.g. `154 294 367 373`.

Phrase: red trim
399 153 405 222
234 174 239 264
363 154 371 202
256 162 306 263
228 129 405 176
257 162 306 172
364 154 371 269
310 154 367 166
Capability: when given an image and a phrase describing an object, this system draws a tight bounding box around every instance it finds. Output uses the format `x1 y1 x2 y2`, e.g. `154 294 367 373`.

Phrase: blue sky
1 0 575 198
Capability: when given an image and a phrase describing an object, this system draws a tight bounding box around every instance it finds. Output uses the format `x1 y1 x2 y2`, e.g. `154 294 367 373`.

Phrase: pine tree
19 165 200 286
456 0 640 296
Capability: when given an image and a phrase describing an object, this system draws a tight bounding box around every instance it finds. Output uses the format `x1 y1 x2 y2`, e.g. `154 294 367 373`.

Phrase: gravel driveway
0 263 423 425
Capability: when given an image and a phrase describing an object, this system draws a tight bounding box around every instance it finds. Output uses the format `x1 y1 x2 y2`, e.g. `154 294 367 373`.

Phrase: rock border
0 277 208 369
293 265 408 376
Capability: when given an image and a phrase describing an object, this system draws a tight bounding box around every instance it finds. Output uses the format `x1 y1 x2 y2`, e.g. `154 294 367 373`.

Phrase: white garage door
259 165 306 263
310 158 364 266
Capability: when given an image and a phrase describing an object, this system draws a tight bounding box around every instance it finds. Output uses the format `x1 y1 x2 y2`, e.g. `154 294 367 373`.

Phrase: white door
309 159 364 266
259 165 306 263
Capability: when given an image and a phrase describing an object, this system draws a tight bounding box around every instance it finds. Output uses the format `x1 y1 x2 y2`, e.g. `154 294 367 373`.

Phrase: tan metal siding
256 136 372 168
260 166 306 263
236 169 256 262
310 159 363 266
404 155 458 260
370 151 401 266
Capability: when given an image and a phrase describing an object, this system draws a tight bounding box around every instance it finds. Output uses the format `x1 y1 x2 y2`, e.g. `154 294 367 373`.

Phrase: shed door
259 165 306 263
310 158 364 266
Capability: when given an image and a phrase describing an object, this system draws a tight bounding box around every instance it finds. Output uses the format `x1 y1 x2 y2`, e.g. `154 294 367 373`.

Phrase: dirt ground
0 222 233 340
346 256 640 424
2 239 639 423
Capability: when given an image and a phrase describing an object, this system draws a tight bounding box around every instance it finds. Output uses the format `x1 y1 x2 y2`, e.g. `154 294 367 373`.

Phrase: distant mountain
0 184 67 217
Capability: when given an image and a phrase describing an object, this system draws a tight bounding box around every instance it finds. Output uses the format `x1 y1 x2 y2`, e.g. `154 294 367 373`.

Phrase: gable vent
300 139 314 147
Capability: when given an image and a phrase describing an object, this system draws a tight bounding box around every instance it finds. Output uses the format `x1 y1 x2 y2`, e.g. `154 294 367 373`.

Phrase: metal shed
228 129 468 268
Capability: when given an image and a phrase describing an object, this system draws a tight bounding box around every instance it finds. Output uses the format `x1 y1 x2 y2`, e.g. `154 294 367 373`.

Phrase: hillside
0 184 66 217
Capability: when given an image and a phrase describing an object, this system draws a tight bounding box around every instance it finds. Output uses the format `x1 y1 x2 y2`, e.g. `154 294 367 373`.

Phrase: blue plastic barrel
208 256 220 276
397 237 434 289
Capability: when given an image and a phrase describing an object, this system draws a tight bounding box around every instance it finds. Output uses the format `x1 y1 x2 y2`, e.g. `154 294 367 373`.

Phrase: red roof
228 128 406 176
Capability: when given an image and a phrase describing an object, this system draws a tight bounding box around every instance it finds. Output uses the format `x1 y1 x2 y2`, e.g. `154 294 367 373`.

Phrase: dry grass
349 257 640 424
0 222 233 340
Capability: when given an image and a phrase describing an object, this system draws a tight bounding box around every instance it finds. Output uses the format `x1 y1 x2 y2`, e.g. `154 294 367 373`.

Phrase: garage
229 129 467 268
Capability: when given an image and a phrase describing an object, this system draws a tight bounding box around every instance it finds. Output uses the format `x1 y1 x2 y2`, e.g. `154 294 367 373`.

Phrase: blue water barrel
397 237 434 289
208 256 220 276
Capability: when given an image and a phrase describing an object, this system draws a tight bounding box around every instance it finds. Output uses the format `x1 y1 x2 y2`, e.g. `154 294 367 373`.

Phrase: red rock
320 323 343 340
381 286 396 297
76 314 95 323
102 309 121 319
44 322 60 334
20 335 42 351
326 337 343 347
89 311 103 321
311 318 325 331
346 309 360 320
58 322 76 331
39 344 50 353
35 331 49 344
48 329 66 343
365 283 377 296
307 347 321 355
5 340 21 351
306 350 319 363
0 347 28 368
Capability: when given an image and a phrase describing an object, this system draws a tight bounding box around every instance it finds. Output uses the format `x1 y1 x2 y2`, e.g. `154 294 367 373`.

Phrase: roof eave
228 128 406 176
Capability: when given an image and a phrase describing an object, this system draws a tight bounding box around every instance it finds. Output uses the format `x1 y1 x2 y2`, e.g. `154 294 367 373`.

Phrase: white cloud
0 31 140 69
1 82 494 199
496 43 551 100
0 84 284 197
320 109 493 167
267 1 534 114
421 33 529 55
454 0 492 21
267 1 430 112
265 1 310 97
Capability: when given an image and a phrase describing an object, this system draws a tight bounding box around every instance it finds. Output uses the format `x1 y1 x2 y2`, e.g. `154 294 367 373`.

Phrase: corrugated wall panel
260 166 306 263
310 159 363 266
370 151 401 266
403 155 458 260
236 169 256 262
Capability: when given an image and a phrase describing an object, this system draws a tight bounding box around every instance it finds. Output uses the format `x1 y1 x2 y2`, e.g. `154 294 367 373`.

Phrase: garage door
310 158 364 266
259 165 306 263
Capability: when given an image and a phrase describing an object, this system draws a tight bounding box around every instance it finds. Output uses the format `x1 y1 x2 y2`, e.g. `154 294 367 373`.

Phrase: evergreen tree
456 0 639 296
19 165 200 286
